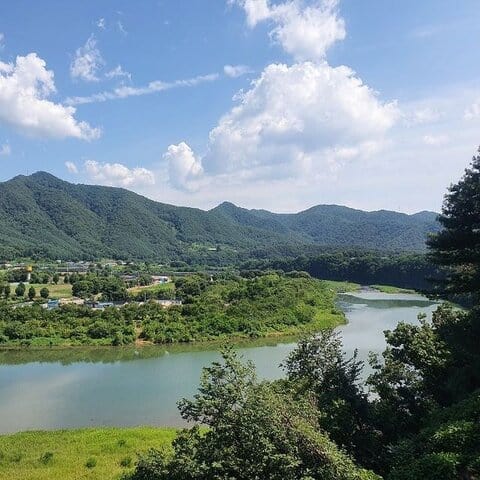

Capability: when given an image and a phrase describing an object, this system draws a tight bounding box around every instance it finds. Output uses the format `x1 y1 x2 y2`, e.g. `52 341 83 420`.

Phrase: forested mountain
0 172 439 260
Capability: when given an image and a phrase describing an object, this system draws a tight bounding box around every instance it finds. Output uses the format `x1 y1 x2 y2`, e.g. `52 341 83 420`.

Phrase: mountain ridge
0 172 439 261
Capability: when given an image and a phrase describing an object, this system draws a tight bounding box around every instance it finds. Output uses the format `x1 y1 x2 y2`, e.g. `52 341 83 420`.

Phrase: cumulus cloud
224 64 253 78
232 0 345 61
164 142 203 191
84 160 155 187
70 35 104 82
0 53 100 139
0 143 11 156
180 62 397 183
97 18 106 30
66 72 219 106
163 0 399 191
65 161 78 173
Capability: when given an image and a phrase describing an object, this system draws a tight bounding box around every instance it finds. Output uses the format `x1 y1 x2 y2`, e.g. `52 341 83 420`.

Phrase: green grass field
26 283 73 299
127 282 175 295
0 427 177 480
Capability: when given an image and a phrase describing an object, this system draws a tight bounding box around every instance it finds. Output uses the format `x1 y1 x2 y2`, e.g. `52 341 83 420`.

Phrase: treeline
0 273 346 346
243 251 439 291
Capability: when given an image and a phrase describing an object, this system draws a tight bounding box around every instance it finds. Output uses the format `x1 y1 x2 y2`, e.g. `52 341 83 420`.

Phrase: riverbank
0 276 359 349
370 284 416 294
0 427 177 480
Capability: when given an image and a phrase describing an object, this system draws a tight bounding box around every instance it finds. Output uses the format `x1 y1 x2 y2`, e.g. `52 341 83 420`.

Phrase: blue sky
0 0 479 213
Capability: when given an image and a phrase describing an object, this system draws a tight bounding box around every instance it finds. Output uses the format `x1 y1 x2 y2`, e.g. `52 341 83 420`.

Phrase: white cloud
224 64 253 78
0 33 4 50
405 106 443 126
423 134 449 146
0 53 100 139
164 142 203 191
70 35 104 82
97 18 106 30
105 65 131 81
232 0 345 61
163 1 397 191
193 62 397 181
464 100 480 120
66 72 219 106
0 143 11 156
232 0 271 27
84 160 155 187
65 161 78 173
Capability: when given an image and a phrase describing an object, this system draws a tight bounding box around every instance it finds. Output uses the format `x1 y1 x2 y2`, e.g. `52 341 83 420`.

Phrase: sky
0 0 479 214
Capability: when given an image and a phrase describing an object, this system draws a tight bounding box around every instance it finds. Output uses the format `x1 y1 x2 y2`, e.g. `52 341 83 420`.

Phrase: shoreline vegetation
0 274 360 349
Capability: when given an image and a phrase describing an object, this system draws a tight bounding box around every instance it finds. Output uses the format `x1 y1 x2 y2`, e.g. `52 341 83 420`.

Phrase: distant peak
212 201 239 211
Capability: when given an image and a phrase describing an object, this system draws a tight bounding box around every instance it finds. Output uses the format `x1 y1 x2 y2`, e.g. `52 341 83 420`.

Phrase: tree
132 348 379 480
52 273 59 285
4 284 10 299
284 331 381 470
15 282 25 297
28 286 36 300
63 274 70 284
40 287 49 299
427 149 480 301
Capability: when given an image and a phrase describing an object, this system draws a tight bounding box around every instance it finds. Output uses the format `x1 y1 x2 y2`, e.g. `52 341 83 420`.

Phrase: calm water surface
0 291 437 433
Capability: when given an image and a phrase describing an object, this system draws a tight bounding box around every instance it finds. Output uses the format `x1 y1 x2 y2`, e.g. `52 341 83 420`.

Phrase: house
47 299 60 310
152 275 170 284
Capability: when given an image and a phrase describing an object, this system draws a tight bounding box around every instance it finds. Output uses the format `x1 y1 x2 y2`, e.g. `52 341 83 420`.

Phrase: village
0 260 187 310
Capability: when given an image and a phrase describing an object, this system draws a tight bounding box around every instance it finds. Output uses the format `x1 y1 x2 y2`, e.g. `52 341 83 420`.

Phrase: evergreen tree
427 149 480 300
15 282 25 297
28 286 36 300
40 287 49 299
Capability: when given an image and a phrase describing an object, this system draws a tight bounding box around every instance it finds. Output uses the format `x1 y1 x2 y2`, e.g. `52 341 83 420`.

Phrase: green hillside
0 172 439 261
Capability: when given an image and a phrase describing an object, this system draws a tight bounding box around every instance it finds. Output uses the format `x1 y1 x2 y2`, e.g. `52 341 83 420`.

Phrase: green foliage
85 457 97 469
428 151 480 301
0 303 136 346
15 282 25 297
28 286 36 300
0 427 177 480
132 348 380 480
0 172 437 262
387 392 480 480
284 332 381 470
140 273 346 344
40 287 49 299
250 251 438 291
0 273 344 346
39 451 54 465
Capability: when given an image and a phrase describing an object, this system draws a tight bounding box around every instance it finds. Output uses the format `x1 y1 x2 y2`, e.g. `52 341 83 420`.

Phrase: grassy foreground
0 427 177 480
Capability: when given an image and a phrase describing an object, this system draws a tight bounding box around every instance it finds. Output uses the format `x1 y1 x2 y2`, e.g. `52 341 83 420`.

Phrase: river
0 290 437 434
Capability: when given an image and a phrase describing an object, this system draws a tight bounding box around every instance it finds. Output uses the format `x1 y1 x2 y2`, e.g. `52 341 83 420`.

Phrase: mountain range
0 172 440 261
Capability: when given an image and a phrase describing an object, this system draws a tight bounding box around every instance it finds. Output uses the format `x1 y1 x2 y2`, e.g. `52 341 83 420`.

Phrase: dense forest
127 152 480 480
0 273 348 346
0 172 438 261
245 251 439 291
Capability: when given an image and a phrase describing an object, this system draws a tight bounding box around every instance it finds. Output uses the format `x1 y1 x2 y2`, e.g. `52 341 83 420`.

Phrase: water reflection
0 291 438 433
